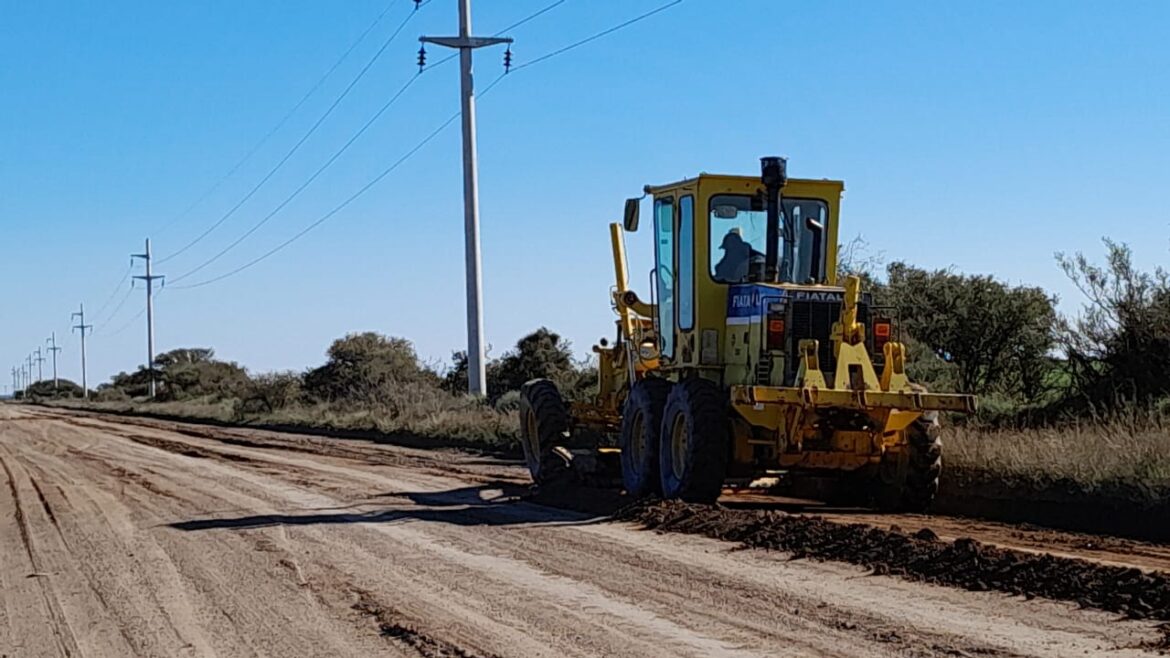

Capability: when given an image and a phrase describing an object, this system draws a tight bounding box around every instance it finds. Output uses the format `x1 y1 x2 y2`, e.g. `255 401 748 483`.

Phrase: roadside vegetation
32 239 1170 502
40 328 594 450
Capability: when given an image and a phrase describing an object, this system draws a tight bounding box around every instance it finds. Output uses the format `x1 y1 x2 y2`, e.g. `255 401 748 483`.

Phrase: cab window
678 195 695 331
654 198 675 358
709 194 829 284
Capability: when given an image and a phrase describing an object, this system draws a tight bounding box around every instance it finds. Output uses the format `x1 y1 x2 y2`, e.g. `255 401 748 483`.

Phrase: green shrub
235 371 304 416
1057 240 1170 410
26 379 85 400
304 332 440 405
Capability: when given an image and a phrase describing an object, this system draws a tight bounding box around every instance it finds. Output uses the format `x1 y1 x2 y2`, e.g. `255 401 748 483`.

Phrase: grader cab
519 157 976 510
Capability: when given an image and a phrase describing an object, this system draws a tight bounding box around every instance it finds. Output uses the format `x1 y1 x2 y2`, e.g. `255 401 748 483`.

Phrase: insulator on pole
417 45 427 71
503 46 512 72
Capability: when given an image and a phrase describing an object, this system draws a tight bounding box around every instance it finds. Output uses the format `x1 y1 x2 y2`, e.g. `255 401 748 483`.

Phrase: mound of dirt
618 500 1170 622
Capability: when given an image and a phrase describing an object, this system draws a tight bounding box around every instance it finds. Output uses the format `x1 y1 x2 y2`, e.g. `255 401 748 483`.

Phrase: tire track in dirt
29 477 60 530
10 416 389 656
95 427 780 656
0 455 35 563
352 589 502 658
51 410 513 487
64 446 185 503
0 451 82 657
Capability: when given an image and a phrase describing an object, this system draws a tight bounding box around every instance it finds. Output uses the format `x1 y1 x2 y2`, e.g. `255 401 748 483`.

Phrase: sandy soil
1 405 1166 657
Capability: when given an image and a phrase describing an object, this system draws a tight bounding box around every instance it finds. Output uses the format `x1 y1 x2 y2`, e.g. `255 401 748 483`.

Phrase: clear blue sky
2 0 1169 389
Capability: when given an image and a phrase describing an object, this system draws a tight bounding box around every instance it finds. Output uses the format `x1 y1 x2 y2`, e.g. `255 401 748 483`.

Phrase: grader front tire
902 412 943 511
519 379 571 486
659 379 728 504
875 412 942 512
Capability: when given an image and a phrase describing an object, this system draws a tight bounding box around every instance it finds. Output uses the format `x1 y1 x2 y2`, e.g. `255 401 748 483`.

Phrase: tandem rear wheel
658 378 729 504
619 377 673 497
619 377 729 504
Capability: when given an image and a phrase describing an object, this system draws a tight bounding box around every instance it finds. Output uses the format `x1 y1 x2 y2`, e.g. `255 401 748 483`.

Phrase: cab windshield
709 194 828 284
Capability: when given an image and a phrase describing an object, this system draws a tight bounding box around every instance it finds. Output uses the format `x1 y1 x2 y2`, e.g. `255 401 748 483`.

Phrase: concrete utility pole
132 238 164 398
33 348 45 383
11 367 17 396
420 0 511 397
72 304 93 399
46 333 61 390
26 355 34 388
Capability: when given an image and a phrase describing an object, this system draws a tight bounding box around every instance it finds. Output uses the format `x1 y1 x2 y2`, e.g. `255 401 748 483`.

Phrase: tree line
22 239 1170 429
870 239 1170 424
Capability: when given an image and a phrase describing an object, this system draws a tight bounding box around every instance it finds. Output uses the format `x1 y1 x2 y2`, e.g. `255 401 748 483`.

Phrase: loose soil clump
619 500 1170 623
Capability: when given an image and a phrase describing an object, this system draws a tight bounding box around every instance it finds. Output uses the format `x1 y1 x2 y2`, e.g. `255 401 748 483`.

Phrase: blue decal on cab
727 284 787 319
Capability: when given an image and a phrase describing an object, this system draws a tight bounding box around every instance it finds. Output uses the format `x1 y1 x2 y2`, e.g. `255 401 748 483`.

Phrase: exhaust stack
761 156 788 282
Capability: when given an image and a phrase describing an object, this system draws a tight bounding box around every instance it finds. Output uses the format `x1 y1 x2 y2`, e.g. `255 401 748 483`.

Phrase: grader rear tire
519 379 571 486
875 412 942 512
619 377 672 497
659 379 728 504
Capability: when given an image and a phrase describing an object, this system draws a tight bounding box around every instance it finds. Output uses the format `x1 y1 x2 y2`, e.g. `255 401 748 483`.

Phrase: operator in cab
715 229 752 283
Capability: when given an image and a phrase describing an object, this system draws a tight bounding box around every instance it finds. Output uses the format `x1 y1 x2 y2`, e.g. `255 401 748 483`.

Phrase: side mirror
623 198 640 232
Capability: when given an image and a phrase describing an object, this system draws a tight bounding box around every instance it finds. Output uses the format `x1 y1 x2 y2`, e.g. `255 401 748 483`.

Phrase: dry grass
948 409 1170 497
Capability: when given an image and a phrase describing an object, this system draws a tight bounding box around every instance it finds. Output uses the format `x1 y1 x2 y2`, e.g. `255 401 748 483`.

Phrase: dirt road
1 405 1166 657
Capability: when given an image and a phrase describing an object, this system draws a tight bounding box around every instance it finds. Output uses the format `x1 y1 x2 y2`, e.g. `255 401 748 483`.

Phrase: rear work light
767 318 786 351
873 319 892 347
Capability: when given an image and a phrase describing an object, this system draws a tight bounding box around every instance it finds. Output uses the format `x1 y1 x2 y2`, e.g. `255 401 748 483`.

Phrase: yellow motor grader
519 157 976 510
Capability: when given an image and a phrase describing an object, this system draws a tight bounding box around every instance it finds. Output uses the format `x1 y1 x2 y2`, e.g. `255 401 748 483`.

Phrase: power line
168 1 680 289
154 0 406 240
108 307 147 338
493 0 567 34
169 72 423 285
166 0 556 284
157 1 428 265
512 0 683 72
170 102 467 290
95 287 135 333
91 264 133 323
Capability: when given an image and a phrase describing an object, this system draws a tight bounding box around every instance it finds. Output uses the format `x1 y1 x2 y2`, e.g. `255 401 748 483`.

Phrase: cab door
653 196 675 360
653 192 697 365
676 194 696 362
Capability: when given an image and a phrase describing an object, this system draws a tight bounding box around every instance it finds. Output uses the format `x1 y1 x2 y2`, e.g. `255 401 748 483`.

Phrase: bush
158 356 249 402
26 379 85 400
1057 240 1170 410
103 348 248 402
92 386 130 403
493 390 522 413
885 263 1058 399
442 328 596 402
236 371 303 416
304 332 440 406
